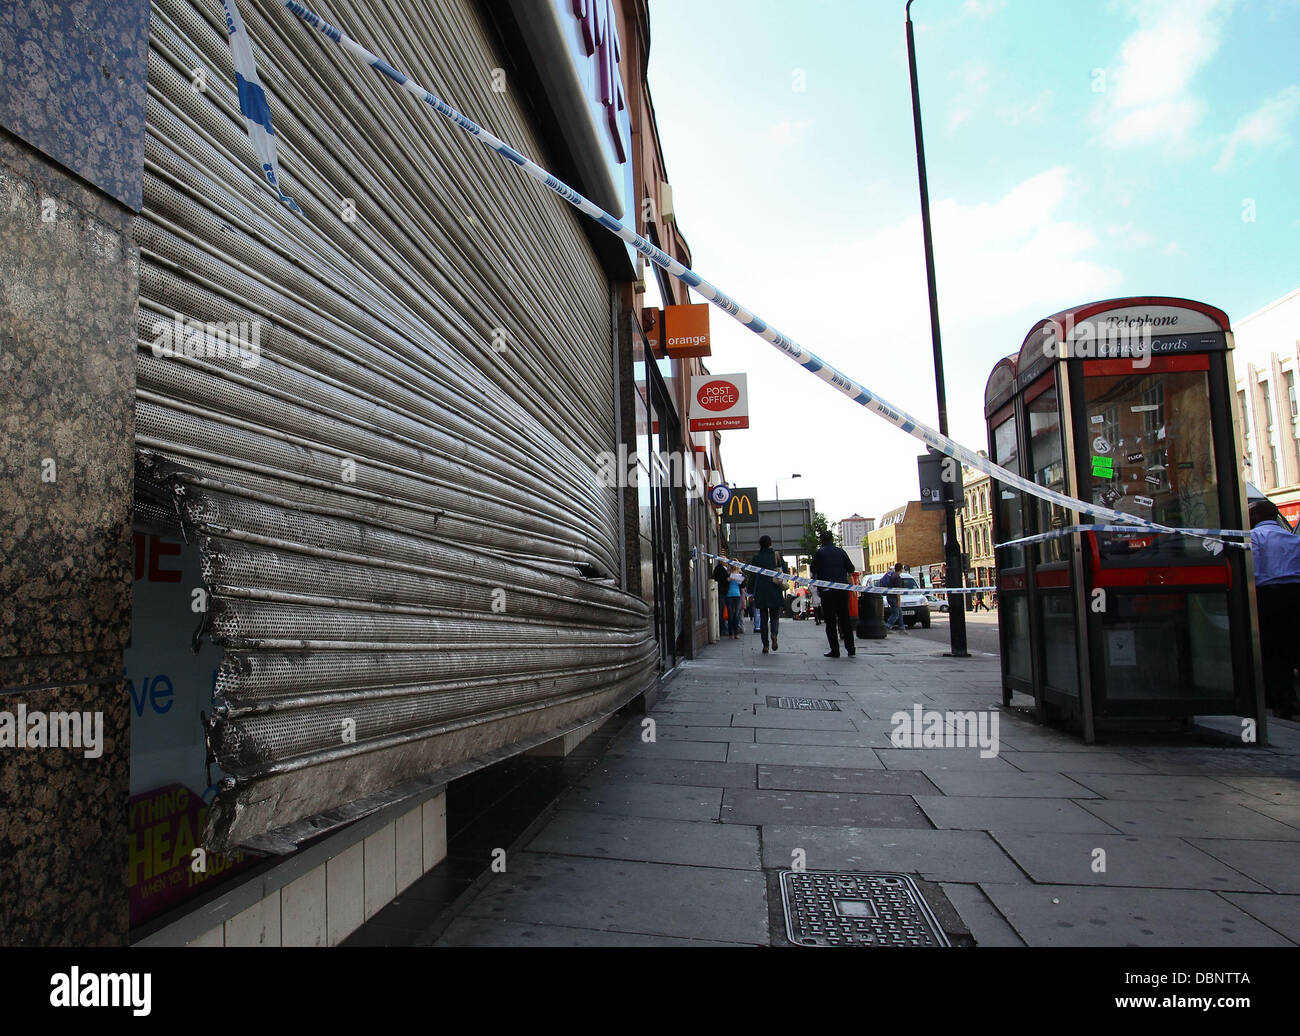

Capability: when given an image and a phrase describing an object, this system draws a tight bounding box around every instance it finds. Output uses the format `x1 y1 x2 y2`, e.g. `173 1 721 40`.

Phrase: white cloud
948 62 991 129
1097 0 1231 150
1215 85 1300 170
961 0 1007 17
765 118 812 150
1164 241 1188 257
701 168 1123 526
1107 222 1155 248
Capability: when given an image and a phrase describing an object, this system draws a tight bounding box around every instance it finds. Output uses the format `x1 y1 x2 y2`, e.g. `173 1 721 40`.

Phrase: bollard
857 586 889 640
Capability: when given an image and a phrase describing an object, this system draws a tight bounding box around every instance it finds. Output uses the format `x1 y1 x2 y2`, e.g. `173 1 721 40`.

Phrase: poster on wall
127 532 255 926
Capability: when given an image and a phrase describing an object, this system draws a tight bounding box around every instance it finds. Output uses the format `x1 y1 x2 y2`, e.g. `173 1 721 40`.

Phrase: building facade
0 0 708 947
1232 288 1300 524
961 468 997 588
865 502 944 575
838 513 875 547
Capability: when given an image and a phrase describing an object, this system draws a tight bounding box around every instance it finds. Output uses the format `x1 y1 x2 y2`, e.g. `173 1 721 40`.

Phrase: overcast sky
647 0 1300 527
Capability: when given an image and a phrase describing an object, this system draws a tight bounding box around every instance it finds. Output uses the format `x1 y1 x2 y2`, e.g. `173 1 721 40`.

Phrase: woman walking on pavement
725 565 745 639
749 535 784 654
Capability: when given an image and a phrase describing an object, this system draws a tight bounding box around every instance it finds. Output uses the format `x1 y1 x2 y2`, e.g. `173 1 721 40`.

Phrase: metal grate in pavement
766 696 841 711
779 871 950 947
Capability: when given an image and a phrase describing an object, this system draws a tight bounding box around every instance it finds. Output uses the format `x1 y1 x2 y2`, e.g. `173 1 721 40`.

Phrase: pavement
428 615 1300 947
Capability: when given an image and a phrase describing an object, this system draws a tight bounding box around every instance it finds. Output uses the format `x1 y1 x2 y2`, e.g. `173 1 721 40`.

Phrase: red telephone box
984 297 1266 743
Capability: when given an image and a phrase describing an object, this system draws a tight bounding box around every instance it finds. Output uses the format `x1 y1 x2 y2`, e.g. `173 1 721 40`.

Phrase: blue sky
647 0 1300 531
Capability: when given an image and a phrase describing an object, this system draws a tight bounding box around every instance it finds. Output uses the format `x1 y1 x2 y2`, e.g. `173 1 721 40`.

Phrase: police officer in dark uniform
811 530 856 658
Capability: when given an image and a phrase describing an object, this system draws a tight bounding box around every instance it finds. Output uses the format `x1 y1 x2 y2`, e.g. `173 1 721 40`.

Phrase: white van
867 572 932 629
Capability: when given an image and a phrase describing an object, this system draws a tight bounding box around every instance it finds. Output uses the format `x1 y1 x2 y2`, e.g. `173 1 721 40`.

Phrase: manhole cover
779 871 950 947
766 696 840 711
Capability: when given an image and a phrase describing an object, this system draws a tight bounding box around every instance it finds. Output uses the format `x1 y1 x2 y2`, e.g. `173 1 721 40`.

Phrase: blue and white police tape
996 524 1249 552
696 550 996 595
282 2 1232 544
223 0 301 214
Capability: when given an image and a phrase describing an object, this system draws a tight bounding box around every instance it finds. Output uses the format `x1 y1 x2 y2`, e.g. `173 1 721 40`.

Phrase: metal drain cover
766 696 840 711
780 871 950 947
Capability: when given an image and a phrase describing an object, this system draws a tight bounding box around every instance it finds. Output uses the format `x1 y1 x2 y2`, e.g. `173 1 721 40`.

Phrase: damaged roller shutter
136 0 654 849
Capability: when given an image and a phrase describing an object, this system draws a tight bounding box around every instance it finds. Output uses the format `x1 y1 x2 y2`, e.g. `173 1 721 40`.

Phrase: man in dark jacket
811 530 856 657
749 535 785 654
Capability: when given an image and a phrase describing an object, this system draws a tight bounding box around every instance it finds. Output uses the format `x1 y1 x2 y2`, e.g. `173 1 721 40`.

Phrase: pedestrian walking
749 535 784 655
972 590 989 613
725 565 744 639
811 530 856 657
711 558 731 639
881 562 908 633
1249 501 1300 719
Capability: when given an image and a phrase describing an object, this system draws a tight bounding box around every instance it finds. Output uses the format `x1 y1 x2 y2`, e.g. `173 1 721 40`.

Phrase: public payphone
984 297 1265 743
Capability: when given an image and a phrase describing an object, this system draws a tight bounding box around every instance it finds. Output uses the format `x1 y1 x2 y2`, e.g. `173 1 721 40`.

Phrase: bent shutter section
137 0 653 849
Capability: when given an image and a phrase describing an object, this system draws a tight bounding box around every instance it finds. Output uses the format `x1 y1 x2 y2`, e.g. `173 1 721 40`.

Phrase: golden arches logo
728 495 754 516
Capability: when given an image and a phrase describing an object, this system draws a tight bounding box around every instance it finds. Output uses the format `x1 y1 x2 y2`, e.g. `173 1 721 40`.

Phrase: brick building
865 501 944 575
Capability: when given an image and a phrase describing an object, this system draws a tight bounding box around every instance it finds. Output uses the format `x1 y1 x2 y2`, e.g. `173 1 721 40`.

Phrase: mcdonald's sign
726 487 760 524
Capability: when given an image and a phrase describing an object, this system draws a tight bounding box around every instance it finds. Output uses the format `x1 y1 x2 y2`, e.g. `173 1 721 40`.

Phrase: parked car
925 591 948 613
868 573 931 629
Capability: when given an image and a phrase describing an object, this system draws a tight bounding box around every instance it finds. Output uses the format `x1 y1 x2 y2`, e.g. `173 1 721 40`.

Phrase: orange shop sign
663 303 711 358
690 373 749 432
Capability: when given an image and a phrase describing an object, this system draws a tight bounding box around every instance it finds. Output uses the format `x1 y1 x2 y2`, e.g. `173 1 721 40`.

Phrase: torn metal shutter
137 0 654 849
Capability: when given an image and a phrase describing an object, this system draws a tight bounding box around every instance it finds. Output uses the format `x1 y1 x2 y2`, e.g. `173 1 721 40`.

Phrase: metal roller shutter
136 0 654 850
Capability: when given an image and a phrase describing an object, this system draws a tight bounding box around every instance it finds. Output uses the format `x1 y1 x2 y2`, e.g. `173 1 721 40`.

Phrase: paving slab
1108 747 1296 775
941 883 1026 946
1213 775 1300 806
981 883 1292 946
556 782 723 822
725 742 884 769
606 739 729 762
592 757 758 790
758 764 938 796
924 770 1100 798
1005 751 1158 774
525 811 760 870
876 748 1017 772
991 832 1271 891
436 918 740 947
760 825 1024 883
1187 838 1300 893
754 728 891 748
729 709 863 730
1239 799 1300 832
1067 773 1264 804
458 853 768 944
1219 893 1300 944
1077 799 1300 840
645 724 756 743
722 789 931 828
916 796 1119 834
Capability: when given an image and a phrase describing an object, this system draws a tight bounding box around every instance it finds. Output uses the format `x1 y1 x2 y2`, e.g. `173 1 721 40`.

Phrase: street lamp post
906 0 969 658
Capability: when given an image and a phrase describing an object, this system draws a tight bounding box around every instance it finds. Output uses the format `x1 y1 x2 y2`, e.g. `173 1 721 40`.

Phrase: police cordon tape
696 549 996 595
223 0 300 213
281 3 1252 547
996 524 1248 552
